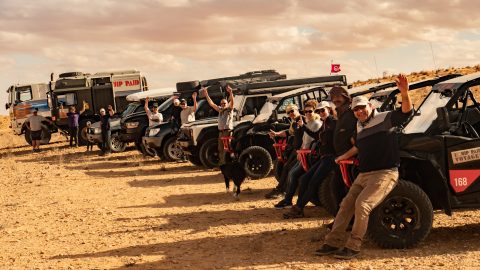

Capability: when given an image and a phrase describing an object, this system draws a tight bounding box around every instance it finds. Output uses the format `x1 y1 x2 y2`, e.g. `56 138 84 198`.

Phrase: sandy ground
1 68 480 270
1 119 480 270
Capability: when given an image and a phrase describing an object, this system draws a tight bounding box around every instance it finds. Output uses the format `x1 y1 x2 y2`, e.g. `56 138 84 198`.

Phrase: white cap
316 101 330 110
100 108 106 113
351 96 369 109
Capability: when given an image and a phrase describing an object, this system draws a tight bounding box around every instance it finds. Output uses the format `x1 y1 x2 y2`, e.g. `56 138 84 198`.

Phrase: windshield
121 102 139 118
252 101 276 124
158 97 173 112
16 86 32 103
403 91 451 134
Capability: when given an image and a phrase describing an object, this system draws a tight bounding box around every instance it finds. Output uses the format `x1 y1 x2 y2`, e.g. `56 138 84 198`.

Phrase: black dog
220 161 247 200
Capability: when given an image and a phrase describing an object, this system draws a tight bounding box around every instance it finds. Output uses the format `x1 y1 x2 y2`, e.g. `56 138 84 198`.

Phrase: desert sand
1 68 480 269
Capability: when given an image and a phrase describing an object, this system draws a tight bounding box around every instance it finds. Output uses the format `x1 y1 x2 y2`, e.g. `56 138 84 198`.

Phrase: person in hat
180 92 198 125
170 97 182 130
66 101 87 147
24 108 53 152
283 101 337 219
316 74 413 259
144 97 163 127
203 85 234 166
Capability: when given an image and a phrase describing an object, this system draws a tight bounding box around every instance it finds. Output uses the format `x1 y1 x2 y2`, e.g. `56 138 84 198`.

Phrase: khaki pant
218 130 232 166
325 168 399 251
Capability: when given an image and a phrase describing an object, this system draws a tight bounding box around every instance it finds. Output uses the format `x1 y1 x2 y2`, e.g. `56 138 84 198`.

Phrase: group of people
205 75 413 260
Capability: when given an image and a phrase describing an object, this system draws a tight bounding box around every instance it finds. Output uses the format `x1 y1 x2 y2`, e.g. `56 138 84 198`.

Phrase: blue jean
296 155 336 208
284 161 306 203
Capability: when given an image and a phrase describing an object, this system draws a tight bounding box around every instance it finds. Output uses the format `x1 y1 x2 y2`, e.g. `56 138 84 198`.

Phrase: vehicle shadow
84 165 208 178
127 173 221 188
110 206 331 235
119 188 272 209
50 223 480 269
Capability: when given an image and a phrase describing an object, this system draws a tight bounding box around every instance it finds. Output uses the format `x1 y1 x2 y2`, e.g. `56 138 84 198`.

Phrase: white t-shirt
180 107 195 125
146 109 163 127
26 115 47 131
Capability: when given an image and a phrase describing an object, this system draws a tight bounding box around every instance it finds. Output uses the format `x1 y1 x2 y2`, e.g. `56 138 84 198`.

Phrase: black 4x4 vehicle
350 72 480 249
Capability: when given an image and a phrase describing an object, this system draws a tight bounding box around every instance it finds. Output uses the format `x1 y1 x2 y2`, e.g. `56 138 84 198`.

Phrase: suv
177 75 348 168
86 88 173 152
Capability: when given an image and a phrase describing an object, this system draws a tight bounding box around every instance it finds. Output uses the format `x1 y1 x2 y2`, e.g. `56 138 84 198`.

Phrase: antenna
429 42 438 73
374 56 380 82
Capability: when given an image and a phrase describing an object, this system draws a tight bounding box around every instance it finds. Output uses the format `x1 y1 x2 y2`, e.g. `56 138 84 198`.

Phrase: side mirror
5 103 10 110
271 110 278 122
436 107 450 132
254 108 258 117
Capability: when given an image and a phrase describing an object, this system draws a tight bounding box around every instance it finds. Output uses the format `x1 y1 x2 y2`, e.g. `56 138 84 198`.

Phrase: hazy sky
1 0 480 114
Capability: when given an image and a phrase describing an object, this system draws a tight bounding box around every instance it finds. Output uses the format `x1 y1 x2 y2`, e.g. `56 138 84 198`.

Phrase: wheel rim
379 196 420 234
110 135 124 151
245 153 264 173
167 141 183 160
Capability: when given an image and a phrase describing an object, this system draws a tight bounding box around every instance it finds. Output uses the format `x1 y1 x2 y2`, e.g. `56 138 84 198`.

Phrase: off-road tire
78 119 91 146
239 146 273 179
319 172 345 216
24 125 51 145
109 132 127 153
199 138 220 168
273 160 283 181
162 136 184 161
368 180 433 249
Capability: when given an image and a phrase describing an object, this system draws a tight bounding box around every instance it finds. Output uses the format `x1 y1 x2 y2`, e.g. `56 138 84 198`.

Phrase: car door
446 138 480 195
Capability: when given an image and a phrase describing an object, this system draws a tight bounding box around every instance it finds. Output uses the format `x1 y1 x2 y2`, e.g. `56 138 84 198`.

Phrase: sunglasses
353 105 367 112
315 108 326 113
287 110 295 114
304 110 313 114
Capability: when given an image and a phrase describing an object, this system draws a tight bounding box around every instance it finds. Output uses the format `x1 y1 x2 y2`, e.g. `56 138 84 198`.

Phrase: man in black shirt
99 108 111 156
316 74 413 259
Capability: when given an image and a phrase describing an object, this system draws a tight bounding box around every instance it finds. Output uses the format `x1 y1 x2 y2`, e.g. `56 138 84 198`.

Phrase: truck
5 83 56 145
49 70 148 145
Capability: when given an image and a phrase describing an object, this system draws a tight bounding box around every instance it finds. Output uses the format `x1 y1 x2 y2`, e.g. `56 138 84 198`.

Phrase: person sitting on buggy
274 100 322 209
265 104 302 199
283 101 337 218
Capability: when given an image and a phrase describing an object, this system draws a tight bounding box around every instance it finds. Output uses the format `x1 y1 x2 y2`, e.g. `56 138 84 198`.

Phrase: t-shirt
218 107 234 130
26 115 47 131
180 107 195 125
171 106 182 126
355 109 413 172
67 112 80 128
318 116 337 156
334 107 357 156
146 109 163 127
100 115 110 131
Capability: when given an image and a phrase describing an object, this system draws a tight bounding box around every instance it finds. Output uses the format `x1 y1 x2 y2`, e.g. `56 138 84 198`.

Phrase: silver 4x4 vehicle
177 75 348 168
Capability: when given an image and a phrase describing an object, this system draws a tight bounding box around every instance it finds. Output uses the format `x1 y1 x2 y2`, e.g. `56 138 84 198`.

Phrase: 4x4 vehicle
363 72 480 249
49 70 148 145
86 88 173 152
177 75 348 168
5 83 55 145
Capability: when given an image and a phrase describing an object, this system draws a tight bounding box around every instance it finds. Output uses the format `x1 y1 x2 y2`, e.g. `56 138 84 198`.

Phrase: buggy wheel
199 138 219 168
239 146 273 179
368 180 433 249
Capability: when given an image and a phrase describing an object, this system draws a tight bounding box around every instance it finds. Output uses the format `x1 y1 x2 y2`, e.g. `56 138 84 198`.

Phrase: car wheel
187 154 203 166
24 126 51 145
109 132 126 153
78 119 90 146
368 180 433 249
138 140 156 157
319 172 345 217
199 138 219 168
162 136 184 161
239 146 273 179
24 128 32 145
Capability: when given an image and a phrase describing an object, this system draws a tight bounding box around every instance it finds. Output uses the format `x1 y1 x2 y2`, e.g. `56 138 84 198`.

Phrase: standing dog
220 161 247 200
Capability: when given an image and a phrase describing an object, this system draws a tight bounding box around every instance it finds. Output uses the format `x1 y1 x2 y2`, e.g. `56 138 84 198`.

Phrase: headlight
125 122 139 129
148 128 160 137
94 128 102 134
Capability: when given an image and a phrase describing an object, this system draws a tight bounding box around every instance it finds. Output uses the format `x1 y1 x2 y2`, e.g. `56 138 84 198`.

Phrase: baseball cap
152 103 159 108
100 108 106 113
351 96 369 109
34 107 39 112
180 99 187 104
316 101 330 110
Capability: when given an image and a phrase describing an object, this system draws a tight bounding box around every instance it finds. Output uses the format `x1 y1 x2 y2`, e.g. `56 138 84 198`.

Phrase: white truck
5 83 54 144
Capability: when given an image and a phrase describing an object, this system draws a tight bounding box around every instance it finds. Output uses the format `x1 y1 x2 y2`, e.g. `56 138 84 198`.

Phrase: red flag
331 64 341 73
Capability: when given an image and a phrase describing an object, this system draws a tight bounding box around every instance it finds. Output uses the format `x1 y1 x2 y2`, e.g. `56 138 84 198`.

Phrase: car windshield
403 91 451 134
121 103 139 118
157 97 173 112
252 100 276 124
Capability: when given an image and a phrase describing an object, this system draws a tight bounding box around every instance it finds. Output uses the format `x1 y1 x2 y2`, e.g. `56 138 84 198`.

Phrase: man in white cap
316 74 413 259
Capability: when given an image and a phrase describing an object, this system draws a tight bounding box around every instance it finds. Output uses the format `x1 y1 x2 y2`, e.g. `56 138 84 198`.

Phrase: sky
1 0 480 115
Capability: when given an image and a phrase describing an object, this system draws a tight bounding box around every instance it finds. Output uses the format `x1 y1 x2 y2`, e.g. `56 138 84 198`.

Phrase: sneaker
265 188 283 199
283 205 304 219
274 199 292 209
333 248 359 260
315 244 340 256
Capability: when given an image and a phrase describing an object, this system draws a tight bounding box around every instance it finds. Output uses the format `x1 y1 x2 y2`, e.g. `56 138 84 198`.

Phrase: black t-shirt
100 115 110 131
334 108 356 156
355 109 413 172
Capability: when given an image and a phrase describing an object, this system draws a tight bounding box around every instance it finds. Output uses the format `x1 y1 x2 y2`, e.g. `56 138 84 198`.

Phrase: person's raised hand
297 116 304 127
396 74 409 94
192 92 197 99
226 85 232 94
